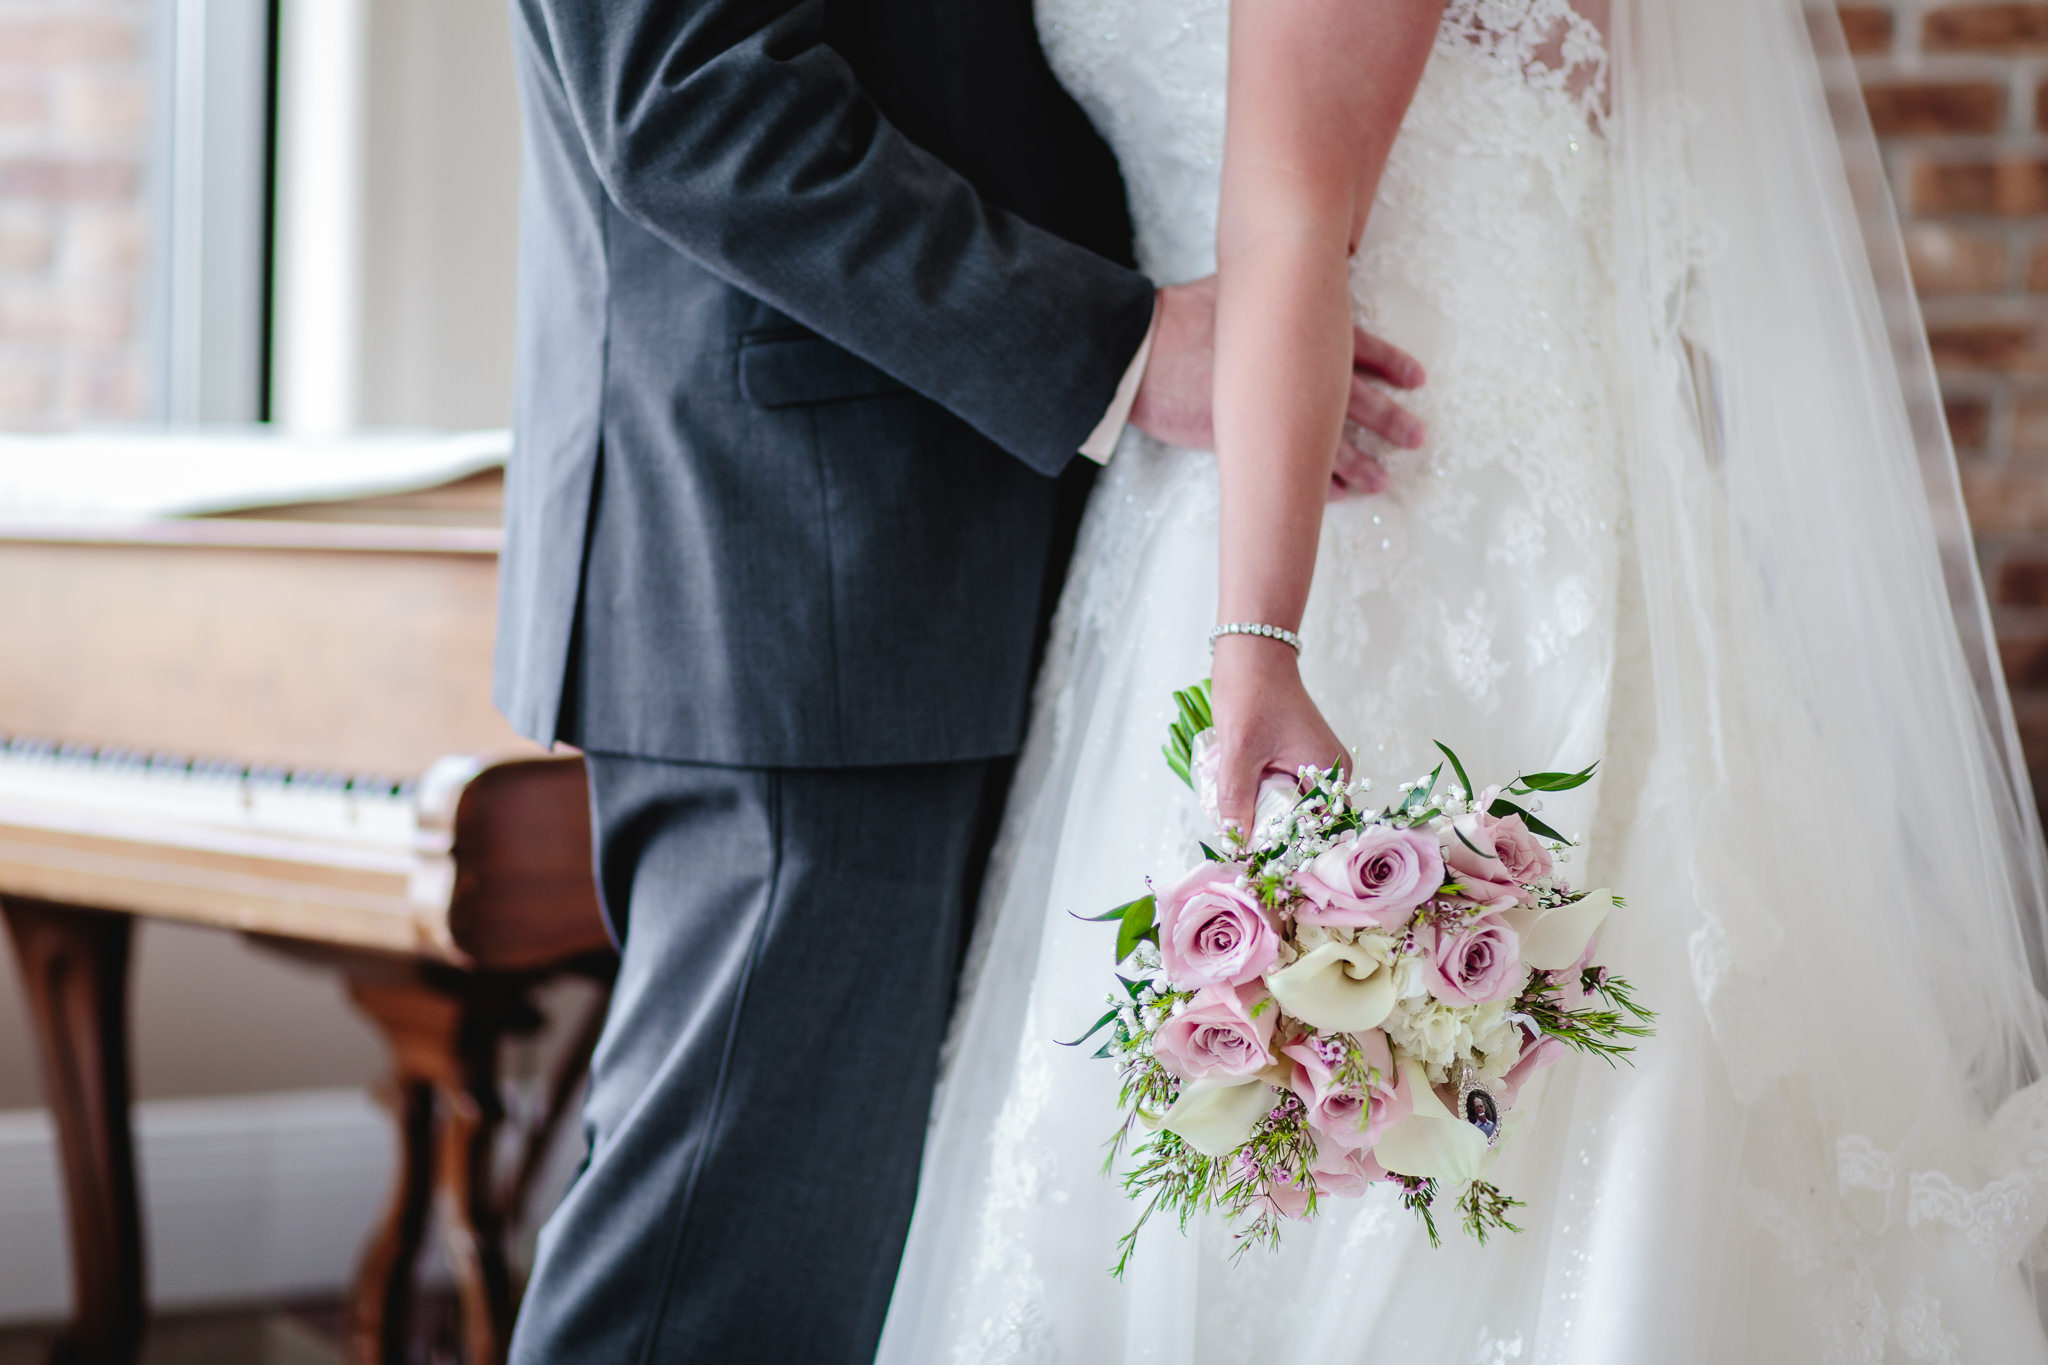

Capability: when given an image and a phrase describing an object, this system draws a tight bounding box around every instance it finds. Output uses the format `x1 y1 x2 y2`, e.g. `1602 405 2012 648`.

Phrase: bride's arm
1209 0 1443 830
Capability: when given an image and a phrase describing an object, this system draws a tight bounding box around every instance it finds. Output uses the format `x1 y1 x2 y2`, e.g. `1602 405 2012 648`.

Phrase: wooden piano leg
1 899 144 1365
349 1073 435 1365
437 1046 514 1365
344 971 538 1365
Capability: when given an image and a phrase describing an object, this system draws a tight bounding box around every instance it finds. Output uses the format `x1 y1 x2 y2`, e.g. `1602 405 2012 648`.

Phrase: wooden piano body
0 469 613 1365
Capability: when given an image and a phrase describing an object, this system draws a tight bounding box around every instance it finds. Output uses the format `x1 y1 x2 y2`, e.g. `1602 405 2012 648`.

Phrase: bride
878 0 2048 1361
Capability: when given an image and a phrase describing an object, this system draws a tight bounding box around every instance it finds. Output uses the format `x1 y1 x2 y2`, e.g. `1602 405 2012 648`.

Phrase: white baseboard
0 1088 395 1324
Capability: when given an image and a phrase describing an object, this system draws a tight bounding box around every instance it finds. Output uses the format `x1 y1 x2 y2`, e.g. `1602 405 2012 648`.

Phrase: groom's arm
525 0 1156 477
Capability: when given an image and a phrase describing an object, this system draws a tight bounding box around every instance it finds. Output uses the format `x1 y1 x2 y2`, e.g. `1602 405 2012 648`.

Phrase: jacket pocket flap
738 333 908 408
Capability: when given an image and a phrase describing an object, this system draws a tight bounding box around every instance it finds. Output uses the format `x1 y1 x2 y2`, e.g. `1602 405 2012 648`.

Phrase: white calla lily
1263 938 1397 1033
1372 1055 1491 1185
1503 888 1615 971
1152 1076 1275 1157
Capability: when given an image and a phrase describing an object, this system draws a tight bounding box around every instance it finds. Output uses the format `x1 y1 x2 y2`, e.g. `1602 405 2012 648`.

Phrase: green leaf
1512 761 1599 794
1161 681 1216 791
1080 895 1150 923
1115 894 1159 963
1489 797 1571 845
1059 1006 1120 1048
1433 741 1473 800
1199 842 1226 863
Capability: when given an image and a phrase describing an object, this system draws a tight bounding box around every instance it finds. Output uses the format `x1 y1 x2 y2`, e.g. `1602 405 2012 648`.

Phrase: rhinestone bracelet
1208 621 1303 654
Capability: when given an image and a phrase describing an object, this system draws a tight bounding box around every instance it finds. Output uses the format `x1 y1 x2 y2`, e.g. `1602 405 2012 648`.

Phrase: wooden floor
0 1296 472 1365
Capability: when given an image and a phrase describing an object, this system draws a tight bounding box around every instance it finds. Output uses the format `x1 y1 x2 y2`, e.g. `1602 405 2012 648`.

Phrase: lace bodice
1033 0 1623 767
1036 0 1608 284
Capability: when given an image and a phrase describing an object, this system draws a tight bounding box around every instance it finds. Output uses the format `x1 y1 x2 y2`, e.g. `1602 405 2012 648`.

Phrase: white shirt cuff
1079 305 1158 464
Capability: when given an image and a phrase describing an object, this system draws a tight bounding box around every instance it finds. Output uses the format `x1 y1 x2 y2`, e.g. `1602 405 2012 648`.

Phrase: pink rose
1486 811 1553 883
1554 935 1600 1010
1243 1136 1391 1220
1422 915 1524 1005
1495 1035 1567 1109
1295 827 1444 929
1153 982 1277 1082
1157 863 1282 989
1282 1029 1411 1151
1310 1143 1388 1199
1443 813 1530 910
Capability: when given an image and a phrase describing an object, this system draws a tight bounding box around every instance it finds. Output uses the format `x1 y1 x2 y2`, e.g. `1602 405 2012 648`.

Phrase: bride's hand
1209 634 1348 835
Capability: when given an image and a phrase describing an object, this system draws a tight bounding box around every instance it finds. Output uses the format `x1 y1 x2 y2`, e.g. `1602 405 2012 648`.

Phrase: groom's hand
1127 275 1427 499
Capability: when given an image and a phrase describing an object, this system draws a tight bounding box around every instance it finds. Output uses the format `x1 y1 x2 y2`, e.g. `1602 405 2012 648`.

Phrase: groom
494 1 1415 1360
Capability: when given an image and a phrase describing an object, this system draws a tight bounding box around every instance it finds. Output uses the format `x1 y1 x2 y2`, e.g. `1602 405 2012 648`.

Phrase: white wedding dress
879 2 2048 1361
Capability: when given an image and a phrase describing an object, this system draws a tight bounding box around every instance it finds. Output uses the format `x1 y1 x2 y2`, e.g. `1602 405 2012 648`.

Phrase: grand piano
0 439 613 1365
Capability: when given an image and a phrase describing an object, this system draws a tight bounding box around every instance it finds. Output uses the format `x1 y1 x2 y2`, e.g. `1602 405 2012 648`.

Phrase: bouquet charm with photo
1070 682 1655 1272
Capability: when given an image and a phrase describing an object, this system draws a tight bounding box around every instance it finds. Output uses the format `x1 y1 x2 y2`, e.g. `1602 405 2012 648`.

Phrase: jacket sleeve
525 0 1158 477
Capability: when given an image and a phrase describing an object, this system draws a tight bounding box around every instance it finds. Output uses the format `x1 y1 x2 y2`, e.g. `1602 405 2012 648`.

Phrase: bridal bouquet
1072 682 1652 1270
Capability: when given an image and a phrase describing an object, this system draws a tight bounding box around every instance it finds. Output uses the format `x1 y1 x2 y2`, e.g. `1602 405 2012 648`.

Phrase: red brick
0 215 52 271
2015 391 2048 454
1906 225 2010 292
1928 318 2040 370
2016 689 2048 808
0 17 141 68
55 355 145 422
54 72 148 141
1999 613 2048 685
2028 238 2048 290
1865 81 2005 134
1912 156 2048 215
0 80 44 134
1948 391 1995 448
1925 4 2048 51
0 362 48 423
0 157 137 203
1839 5 1895 52
0 288 131 345
1995 551 2048 604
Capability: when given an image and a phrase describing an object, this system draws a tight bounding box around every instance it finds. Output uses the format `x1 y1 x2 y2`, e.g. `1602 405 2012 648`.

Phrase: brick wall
1846 4 2048 797
0 0 152 429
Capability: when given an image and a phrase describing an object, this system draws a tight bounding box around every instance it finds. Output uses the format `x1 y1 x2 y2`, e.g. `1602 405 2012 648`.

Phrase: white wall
273 0 522 432
0 921 384 1114
359 0 523 429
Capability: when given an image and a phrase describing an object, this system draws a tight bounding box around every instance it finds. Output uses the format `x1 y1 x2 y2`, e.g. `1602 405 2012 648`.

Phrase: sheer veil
884 0 2048 1354
1606 0 2048 1306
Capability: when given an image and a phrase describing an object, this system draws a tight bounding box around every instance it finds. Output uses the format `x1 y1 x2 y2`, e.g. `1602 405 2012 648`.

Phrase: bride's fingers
1332 439 1388 497
1214 746 1260 835
1348 378 1425 449
1352 327 1426 389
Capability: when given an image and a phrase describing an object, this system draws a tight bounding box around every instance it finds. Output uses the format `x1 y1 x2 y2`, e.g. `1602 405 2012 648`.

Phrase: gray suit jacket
493 0 1157 767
